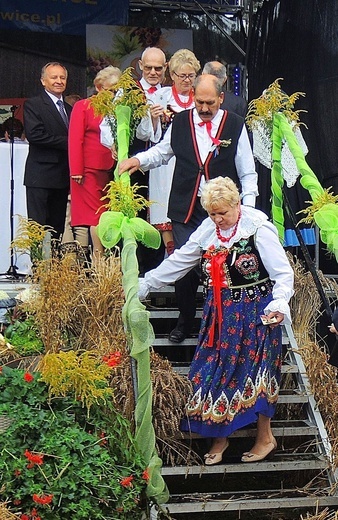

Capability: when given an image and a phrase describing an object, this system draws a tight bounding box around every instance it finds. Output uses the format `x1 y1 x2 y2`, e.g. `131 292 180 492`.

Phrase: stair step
161 453 327 476
164 493 338 514
179 420 317 439
149 309 203 319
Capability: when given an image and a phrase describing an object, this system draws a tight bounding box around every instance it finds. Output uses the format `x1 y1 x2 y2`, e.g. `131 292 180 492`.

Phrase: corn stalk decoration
247 78 338 261
90 69 169 505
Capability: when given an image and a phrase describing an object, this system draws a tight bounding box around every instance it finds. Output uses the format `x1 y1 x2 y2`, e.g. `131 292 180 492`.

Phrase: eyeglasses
173 72 196 80
143 66 165 72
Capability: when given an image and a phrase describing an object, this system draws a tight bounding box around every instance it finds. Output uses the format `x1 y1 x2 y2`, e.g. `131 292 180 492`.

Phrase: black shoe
168 328 186 343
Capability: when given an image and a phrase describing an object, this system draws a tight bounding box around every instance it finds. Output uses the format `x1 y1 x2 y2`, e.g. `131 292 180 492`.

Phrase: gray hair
140 47 166 63
202 61 227 81
93 66 121 88
41 62 68 79
193 74 223 96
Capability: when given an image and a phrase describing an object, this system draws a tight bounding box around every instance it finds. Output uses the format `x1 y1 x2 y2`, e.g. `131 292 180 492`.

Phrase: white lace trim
198 206 268 250
252 121 308 187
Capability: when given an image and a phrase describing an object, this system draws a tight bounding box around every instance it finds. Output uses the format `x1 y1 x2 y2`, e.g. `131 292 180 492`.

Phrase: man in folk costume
120 74 258 343
130 46 168 274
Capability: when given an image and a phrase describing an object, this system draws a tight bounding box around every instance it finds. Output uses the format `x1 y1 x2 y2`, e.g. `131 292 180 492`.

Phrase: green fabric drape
97 105 168 504
271 112 338 260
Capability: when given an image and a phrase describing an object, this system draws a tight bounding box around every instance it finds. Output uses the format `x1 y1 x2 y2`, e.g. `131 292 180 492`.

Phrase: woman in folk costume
148 48 200 256
139 176 294 465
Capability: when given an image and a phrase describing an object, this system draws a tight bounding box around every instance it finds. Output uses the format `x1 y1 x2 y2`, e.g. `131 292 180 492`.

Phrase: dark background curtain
247 0 338 274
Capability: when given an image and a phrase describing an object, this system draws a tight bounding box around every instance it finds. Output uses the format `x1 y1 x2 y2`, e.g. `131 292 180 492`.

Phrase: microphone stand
0 105 26 280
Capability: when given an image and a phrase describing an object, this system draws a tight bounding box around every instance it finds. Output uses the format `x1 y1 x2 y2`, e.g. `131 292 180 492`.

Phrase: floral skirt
180 285 282 438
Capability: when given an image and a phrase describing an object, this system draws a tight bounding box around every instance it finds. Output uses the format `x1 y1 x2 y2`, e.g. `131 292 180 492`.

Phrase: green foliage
110 33 141 59
0 366 149 519
4 315 44 356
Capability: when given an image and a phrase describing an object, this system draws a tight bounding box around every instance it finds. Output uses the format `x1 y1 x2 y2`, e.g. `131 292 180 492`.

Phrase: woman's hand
118 158 141 175
71 175 84 185
261 312 284 328
111 144 118 161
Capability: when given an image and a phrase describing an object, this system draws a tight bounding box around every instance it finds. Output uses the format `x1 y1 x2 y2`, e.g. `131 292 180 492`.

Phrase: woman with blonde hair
68 66 121 263
138 176 294 466
148 48 200 256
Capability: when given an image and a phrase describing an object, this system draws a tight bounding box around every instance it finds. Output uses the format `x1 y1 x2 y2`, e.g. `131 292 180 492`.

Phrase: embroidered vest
201 235 270 294
169 109 243 224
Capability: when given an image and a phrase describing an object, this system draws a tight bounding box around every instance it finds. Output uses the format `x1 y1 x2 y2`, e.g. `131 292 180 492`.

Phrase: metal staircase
147 286 338 519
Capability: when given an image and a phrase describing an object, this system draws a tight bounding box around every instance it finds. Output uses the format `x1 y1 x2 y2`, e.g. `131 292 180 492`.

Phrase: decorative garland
247 78 338 261
91 69 168 505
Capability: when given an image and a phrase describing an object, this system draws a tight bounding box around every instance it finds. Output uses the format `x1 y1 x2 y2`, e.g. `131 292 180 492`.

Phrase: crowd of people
18 50 296 464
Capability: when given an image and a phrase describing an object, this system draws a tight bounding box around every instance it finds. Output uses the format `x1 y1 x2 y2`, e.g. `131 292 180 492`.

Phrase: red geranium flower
20 515 29 520
24 449 44 466
24 372 34 383
32 493 53 504
120 475 134 488
103 351 122 368
142 469 150 481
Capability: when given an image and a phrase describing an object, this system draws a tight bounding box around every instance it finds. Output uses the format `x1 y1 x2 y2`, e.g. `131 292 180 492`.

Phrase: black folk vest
169 109 244 223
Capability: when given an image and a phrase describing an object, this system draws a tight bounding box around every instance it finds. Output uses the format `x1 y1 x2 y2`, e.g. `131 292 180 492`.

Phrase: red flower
99 431 107 446
0 366 2 373
142 469 150 481
13 498 22 505
20 515 29 520
120 475 134 488
103 351 121 368
14 469 21 476
24 372 34 383
32 493 53 505
24 449 44 466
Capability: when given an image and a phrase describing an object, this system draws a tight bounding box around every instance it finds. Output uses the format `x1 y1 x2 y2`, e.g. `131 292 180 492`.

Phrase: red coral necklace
171 84 193 109
216 211 241 243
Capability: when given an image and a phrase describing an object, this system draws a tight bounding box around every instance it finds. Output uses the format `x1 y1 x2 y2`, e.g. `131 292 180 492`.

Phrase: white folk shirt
135 108 258 207
139 206 294 324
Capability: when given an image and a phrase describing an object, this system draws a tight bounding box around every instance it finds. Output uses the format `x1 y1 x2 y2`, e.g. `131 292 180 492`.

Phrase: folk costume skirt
180 283 282 438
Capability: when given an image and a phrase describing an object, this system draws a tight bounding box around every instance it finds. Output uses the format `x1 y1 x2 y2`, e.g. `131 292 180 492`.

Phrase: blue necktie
56 99 69 127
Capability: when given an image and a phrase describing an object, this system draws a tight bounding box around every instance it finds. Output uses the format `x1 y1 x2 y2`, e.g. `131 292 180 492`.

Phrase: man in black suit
24 62 72 239
202 61 247 118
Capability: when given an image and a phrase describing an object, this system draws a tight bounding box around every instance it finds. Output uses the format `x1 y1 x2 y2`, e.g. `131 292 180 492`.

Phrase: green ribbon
313 203 338 261
97 211 161 250
97 103 168 504
270 112 338 260
271 115 286 243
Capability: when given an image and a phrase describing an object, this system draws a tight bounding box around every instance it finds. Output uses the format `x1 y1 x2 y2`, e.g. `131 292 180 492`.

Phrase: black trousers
26 186 69 240
171 198 207 334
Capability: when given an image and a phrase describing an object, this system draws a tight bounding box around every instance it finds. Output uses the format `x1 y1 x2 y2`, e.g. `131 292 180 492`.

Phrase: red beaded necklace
171 84 194 109
216 210 241 243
